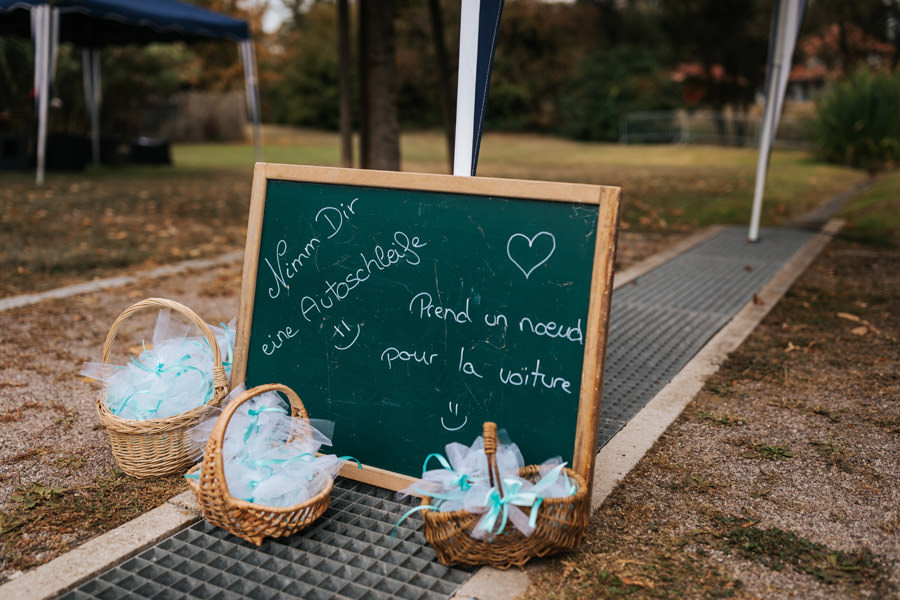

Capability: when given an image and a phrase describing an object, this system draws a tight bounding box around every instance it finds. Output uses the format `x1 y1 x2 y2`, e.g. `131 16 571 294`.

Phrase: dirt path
0 262 242 580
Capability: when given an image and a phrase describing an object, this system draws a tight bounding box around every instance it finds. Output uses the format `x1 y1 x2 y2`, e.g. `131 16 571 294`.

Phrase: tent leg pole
83 48 102 167
34 6 50 185
239 40 262 162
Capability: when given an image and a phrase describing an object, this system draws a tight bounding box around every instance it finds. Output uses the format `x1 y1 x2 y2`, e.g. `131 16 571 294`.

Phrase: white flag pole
453 0 480 176
749 0 798 242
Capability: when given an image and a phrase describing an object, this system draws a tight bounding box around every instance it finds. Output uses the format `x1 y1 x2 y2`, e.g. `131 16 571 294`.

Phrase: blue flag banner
471 0 504 176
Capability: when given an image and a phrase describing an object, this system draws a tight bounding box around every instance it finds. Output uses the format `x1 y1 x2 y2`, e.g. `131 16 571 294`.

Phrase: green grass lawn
173 128 868 232
0 128 878 297
838 169 900 245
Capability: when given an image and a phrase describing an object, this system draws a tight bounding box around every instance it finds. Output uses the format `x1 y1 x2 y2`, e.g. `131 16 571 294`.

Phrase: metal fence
620 109 813 148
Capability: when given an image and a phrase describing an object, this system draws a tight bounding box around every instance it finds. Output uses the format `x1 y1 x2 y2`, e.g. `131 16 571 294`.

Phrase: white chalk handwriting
261 325 299 356
299 229 427 322
409 292 473 324
380 346 439 370
315 197 359 239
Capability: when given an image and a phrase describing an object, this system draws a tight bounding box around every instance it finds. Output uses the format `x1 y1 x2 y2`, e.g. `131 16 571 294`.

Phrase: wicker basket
95 297 229 478
185 383 332 546
421 422 589 569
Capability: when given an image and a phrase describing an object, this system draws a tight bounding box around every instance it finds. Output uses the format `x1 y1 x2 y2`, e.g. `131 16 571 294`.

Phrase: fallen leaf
742 519 760 528
851 326 868 336
785 341 799 352
744 264 753 272
620 576 654 589
0 381 26 388
752 294 764 305
837 312 891 338
560 560 577 578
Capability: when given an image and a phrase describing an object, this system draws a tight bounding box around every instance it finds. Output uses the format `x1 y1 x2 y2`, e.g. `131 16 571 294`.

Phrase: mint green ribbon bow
476 478 538 536
243 405 286 442
522 462 576 529
422 452 474 491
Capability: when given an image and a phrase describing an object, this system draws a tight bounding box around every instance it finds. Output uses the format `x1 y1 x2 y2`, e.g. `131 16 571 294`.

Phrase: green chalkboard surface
233 165 620 489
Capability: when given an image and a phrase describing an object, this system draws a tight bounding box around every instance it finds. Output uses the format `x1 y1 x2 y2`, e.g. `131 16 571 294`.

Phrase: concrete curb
449 219 843 600
0 222 840 600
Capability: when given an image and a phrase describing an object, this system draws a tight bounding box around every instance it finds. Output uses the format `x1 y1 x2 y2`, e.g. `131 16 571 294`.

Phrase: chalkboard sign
233 164 620 491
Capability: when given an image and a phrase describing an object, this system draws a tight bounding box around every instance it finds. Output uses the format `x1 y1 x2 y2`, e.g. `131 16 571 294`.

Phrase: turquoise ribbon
422 452 475 491
219 322 235 373
338 455 363 470
242 404 287 442
476 479 538 536
112 348 212 417
233 452 361 503
391 503 438 539
522 463 574 529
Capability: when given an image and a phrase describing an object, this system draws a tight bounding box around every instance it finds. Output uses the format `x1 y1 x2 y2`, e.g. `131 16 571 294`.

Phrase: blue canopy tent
0 0 261 183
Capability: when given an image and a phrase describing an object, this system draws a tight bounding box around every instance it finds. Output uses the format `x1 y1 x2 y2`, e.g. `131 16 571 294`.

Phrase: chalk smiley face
332 319 361 351
441 402 468 431
507 231 556 279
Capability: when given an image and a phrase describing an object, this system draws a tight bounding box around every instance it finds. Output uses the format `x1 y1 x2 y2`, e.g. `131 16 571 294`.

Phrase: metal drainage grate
60 479 473 600
598 226 816 445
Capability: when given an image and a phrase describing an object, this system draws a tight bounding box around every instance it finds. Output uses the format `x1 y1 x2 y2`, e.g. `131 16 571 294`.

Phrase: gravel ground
0 262 242 506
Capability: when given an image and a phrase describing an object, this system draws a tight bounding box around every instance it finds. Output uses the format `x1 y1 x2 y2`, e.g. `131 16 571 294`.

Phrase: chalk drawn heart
507 232 556 279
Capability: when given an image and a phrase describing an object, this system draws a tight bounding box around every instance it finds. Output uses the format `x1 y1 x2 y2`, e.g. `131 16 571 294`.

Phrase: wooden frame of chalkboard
232 163 620 497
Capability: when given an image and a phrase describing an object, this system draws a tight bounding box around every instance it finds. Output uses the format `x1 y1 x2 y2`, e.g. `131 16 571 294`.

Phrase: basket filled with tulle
396 422 589 569
185 383 350 546
84 297 231 478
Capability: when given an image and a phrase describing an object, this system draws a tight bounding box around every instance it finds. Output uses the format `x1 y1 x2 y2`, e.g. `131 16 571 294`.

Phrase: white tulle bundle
399 433 524 512
187 385 348 508
395 430 577 539
81 311 235 421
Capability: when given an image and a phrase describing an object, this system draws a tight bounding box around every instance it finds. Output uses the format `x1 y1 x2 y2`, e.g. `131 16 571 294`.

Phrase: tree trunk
357 0 370 168
337 0 353 168
428 0 454 173
359 0 400 171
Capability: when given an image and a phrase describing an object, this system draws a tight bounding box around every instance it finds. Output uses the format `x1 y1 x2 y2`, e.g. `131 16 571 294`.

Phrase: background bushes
814 70 900 173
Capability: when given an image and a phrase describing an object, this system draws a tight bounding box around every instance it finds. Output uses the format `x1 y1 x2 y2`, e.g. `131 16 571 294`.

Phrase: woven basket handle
205 383 309 492
482 421 504 497
101 297 228 394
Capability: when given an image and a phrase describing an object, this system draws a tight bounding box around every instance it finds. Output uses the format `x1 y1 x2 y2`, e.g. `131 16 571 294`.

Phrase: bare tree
337 0 353 167
428 0 455 172
358 0 400 170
